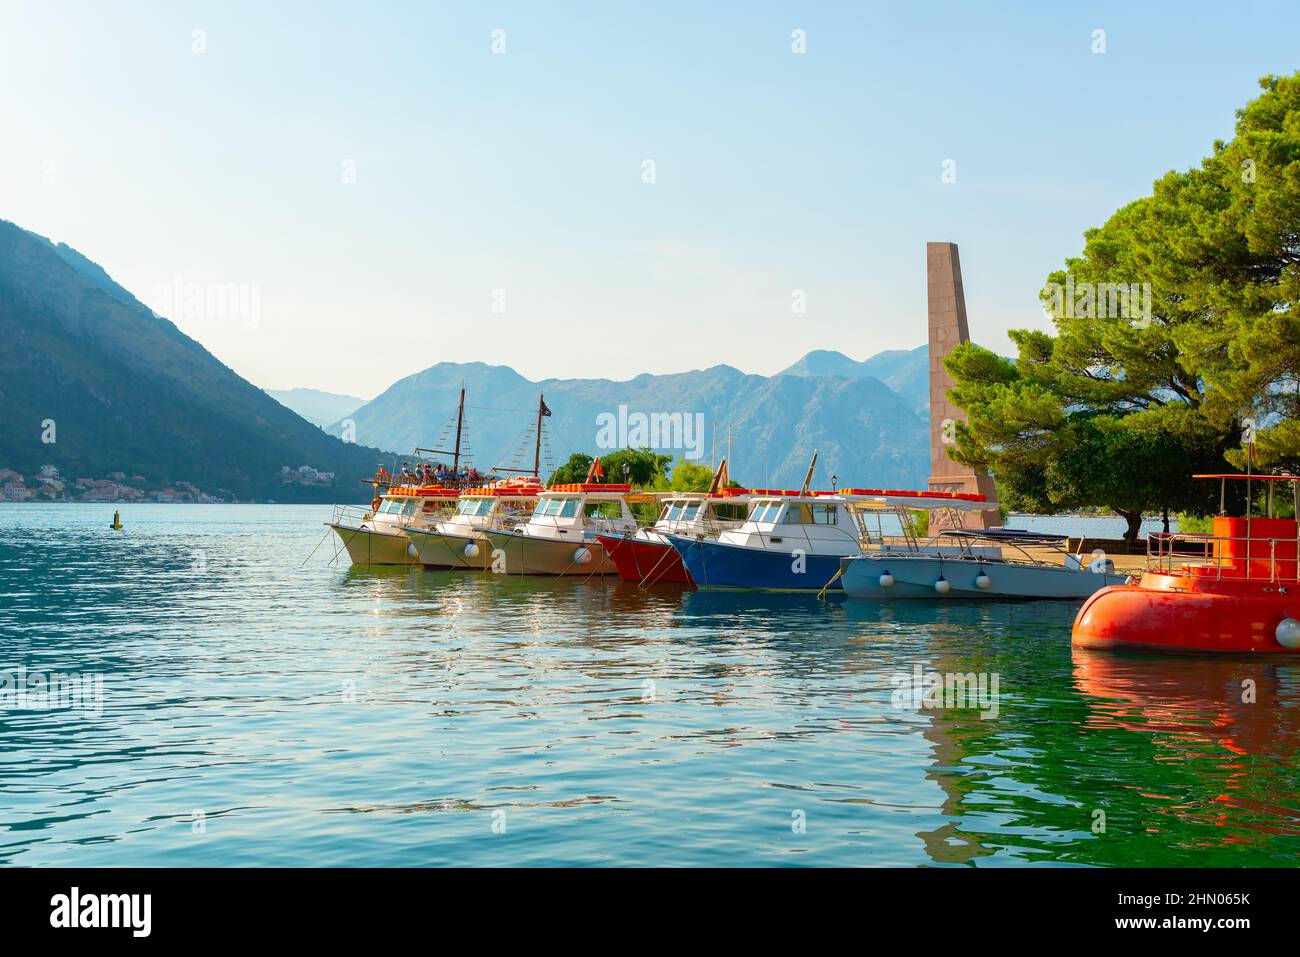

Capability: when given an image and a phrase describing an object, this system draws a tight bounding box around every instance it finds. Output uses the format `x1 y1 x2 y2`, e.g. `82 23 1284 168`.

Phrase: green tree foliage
547 448 672 487
946 73 1300 544
547 452 593 485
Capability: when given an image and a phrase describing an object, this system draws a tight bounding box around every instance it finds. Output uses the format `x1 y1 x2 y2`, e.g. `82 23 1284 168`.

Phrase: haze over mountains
2 218 950 497
267 388 367 429
0 221 388 501
324 353 933 489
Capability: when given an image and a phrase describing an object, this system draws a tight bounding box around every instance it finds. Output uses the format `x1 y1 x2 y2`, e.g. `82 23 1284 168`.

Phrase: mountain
0 221 389 502
267 388 366 428
328 361 929 489
780 345 930 411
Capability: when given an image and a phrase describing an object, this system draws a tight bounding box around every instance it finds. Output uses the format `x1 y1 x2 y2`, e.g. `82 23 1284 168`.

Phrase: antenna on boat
800 450 818 497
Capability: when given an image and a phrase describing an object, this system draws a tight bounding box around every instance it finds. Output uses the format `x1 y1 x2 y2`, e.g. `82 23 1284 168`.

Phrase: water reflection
4 505 1300 865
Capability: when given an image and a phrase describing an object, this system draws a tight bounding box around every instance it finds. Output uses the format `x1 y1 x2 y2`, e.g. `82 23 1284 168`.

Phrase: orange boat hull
1073 572 1300 654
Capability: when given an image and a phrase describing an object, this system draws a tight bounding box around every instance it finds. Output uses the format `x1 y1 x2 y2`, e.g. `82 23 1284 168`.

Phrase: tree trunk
1119 510 1143 551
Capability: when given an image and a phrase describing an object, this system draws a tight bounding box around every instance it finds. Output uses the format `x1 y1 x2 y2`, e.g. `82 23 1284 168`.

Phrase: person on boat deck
401 464 412 485
468 467 480 482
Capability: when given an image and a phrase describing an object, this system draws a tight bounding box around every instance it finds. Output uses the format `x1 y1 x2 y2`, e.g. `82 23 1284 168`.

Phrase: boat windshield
584 501 623 519
456 499 494 517
750 502 784 523
782 503 839 525
535 496 580 518
379 499 417 516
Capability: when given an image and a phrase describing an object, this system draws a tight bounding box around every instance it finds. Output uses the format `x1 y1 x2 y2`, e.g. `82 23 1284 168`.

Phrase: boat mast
452 385 465 474
799 450 818 496
532 393 545 478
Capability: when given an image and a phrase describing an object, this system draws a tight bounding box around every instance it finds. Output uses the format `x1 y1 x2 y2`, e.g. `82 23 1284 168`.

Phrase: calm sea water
1 504 1297 867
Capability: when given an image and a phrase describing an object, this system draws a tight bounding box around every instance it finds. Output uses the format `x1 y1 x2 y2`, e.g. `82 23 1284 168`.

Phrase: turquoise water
1 503 1298 867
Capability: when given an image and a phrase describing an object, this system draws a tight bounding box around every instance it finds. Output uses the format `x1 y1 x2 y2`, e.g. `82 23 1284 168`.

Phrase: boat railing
331 503 376 527
1147 530 1300 583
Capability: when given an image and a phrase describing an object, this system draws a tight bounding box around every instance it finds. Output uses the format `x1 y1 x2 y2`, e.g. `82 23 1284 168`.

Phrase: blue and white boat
664 487 990 591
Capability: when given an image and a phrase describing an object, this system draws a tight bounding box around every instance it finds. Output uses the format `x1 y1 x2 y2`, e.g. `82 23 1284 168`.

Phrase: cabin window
680 503 702 522
537 496 580 518
751 502 783 523
812 504 838 524
456 499 493 517
584 501 623 519
783 504 813 524
660 502 685 522
711 503 748 522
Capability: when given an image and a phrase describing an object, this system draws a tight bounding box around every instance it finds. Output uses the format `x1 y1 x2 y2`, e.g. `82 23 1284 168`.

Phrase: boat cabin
438 482 541 533
519 483 638 541
653 488 753 537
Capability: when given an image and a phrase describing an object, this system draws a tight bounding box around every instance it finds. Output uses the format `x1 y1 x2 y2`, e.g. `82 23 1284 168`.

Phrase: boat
404 477 543 569
838 527 1126 599
665 481 995 592
479 475 639 575
595 460 752 584
326 386 476 566
327 485 461 565
1073 473 1300 654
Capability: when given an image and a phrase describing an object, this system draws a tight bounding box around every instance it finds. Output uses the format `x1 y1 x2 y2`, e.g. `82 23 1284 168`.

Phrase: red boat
596 484 755 585
1074 474 1300 654
598 531 693 584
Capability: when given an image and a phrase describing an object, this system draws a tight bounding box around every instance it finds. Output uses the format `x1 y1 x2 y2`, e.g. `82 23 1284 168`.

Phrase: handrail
1146 530 1299 583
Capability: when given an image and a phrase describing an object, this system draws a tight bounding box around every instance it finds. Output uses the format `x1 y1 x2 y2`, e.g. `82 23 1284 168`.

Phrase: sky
2 1 1297 399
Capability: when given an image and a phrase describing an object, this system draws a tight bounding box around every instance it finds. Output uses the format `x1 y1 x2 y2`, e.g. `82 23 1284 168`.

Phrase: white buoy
407 543 419 559
1276 617 1300 650
573 547 592 565
935 576 950 595
463 541 480 559
879 570 895 589
975 572 991 590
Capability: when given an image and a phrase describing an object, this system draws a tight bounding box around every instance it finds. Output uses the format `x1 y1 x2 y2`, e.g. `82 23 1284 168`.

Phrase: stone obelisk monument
926 242 1000 528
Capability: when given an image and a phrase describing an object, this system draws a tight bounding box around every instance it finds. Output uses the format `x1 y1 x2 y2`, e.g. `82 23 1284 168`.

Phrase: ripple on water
1 504 1299 866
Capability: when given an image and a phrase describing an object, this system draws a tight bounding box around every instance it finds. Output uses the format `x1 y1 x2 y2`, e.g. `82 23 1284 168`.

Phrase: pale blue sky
2 1 1296 397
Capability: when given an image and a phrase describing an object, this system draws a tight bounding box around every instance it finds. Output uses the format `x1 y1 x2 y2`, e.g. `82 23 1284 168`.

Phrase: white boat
403 478 543 569
328 487 460 566
480 481 639 575
839 529 1126 599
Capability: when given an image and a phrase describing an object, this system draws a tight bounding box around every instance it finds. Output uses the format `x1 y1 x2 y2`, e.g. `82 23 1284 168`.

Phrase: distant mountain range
778 345 930 411
1 216 975 498
326 356 933 489
267 388 366 428
0 220 389 502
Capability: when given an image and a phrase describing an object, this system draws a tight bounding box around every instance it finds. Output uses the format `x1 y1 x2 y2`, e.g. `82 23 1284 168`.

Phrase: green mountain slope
0 221 387 502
